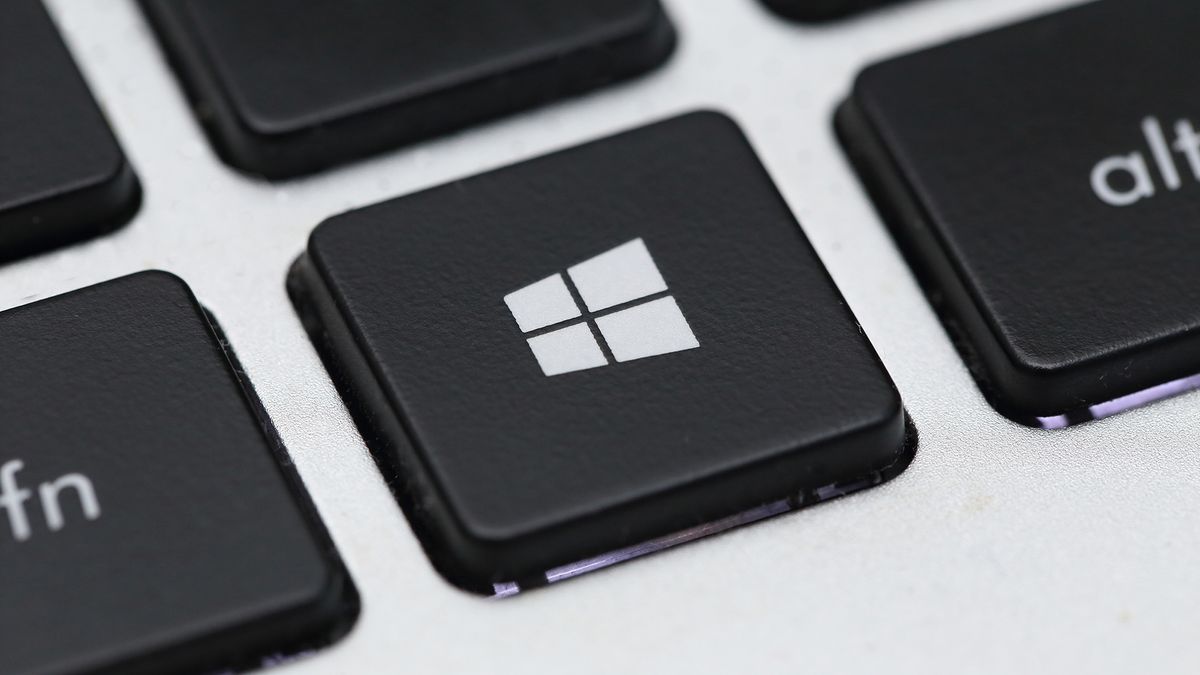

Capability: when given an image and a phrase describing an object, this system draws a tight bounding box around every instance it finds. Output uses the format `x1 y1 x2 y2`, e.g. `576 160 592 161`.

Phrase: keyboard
4 0 1197 673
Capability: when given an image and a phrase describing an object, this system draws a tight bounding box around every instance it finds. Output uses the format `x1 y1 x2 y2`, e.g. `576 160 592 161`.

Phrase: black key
289 111 914 593
138 0 676 179
837 0 1200 427
0 0 140 262
761 0 899 22
0 272 357 675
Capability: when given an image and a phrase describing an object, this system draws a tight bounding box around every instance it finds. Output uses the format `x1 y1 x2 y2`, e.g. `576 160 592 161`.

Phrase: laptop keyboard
3 0 1195 673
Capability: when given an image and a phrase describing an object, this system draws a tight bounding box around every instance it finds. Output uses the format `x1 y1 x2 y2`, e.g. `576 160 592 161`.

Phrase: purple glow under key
1088 373 1200 419
1036 372 1200 429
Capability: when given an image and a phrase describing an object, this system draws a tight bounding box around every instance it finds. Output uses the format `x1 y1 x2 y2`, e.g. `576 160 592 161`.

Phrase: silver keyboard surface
12 0 1197 673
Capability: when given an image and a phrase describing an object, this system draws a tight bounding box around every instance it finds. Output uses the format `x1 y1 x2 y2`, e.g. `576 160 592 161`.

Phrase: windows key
288 111 916 593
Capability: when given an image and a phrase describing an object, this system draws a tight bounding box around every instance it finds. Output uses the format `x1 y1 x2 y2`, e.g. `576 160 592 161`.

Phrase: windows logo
504 239 700 377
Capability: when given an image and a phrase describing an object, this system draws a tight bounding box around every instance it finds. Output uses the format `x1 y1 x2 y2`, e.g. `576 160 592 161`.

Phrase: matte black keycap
761 0 900 22
0 272 356 675
838 0 1200 426
138 0 676 179
289 111 913 592
0 0 140 262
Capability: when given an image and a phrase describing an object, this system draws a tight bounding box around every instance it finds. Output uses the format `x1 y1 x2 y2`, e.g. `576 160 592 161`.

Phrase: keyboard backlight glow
1036 372 1200 429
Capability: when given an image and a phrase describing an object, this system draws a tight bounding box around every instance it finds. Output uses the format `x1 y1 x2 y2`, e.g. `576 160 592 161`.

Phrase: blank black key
838 0 1200 426
138 0 676 179
0 0 140 262
289 111 914 592
0 272 356 675
761 0 900 22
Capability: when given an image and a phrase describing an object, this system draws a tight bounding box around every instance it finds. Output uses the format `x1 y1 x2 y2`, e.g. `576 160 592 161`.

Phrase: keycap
761 0 898 22
288 111 914 592
0 0 140 262
138 0 676 179
0 272 357 675
837 0 1200 427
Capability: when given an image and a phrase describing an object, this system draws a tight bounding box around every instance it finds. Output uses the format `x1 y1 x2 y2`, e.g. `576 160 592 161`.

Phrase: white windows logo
504 238 700 376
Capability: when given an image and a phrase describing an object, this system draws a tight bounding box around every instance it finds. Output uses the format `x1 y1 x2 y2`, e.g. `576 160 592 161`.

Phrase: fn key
0 273 356 675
